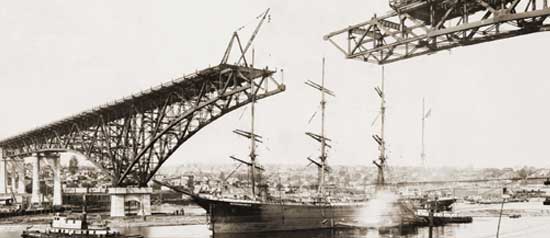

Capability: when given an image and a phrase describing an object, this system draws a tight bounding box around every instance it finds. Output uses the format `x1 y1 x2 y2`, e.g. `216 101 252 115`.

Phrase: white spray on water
358 191 402 228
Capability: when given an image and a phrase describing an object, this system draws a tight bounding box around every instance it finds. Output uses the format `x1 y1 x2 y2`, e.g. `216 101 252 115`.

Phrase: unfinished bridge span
0 64 285 187
0 8 282 216
325 0 550 64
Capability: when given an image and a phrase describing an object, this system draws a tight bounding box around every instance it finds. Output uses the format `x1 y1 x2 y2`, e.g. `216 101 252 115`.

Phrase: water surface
3 216 550 238
119 216 550 238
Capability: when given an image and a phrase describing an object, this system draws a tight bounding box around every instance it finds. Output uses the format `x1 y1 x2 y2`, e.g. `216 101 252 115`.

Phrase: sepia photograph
0 1 549 237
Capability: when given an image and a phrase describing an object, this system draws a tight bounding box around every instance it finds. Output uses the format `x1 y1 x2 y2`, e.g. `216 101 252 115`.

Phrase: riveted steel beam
0 64 285 186
325 0 550 64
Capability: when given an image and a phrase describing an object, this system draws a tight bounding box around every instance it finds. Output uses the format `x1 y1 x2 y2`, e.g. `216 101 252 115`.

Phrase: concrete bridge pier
17 161 26 194
7 160 27 205
0 149 6 194
9 163 16 194
31 155 42 205
52 157 62 206
109 187 152 217
44 154 62 207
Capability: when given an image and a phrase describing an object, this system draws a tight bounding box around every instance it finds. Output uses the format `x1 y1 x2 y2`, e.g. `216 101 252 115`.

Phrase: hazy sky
0 1 549 169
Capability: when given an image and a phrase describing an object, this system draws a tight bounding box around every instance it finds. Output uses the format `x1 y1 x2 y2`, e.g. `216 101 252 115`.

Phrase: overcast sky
1 1 549 169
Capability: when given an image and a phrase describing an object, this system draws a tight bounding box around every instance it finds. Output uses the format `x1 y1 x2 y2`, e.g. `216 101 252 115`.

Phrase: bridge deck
0 64 271 147
0 63 284 186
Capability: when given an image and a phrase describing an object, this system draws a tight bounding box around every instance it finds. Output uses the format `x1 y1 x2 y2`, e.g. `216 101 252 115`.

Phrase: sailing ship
181 63 418 233
417 99 458 211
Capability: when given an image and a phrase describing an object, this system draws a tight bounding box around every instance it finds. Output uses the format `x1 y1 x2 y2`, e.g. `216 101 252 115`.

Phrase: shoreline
1 201 549 229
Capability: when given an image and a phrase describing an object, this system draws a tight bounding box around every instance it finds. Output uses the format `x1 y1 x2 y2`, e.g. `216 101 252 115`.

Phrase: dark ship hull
414 197 457 212
193 195 417 234
193 196 361 233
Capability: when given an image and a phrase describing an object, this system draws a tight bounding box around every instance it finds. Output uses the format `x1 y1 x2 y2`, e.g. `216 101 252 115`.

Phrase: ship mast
231 78 263 201
319 58 327 194
225 8 270 201
249 75 258 200
373 66 386 190
306 58 334 197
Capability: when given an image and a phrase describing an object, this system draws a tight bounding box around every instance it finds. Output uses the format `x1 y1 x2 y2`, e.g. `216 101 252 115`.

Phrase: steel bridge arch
0 64 285 187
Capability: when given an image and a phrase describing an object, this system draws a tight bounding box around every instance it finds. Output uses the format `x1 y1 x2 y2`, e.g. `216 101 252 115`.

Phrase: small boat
21 213 142 238
421 197 457 212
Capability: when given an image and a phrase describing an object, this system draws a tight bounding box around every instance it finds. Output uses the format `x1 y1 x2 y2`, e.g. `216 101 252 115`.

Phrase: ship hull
193 196 416 234
194 196 362 233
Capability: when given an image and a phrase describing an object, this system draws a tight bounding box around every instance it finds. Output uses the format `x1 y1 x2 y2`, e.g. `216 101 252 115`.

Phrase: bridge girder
324 0 550 64
0 64 285 187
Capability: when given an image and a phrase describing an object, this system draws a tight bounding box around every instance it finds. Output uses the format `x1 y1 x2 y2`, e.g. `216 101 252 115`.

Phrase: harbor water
122 216 550 238
1 216 549 238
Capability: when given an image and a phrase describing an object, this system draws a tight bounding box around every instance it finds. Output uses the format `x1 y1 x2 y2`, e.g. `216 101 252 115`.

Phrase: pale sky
0 1 549 169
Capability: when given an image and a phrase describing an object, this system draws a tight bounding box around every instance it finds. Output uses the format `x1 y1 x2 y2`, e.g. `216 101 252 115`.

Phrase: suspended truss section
0 64 285 187
324 0 550 64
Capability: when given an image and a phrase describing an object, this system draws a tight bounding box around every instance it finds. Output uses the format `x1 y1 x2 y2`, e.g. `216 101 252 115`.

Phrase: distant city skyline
1 1 549 170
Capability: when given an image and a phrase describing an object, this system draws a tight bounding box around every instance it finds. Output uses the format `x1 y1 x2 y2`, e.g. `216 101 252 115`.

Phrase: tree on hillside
517 166 535 180
69 156 79 175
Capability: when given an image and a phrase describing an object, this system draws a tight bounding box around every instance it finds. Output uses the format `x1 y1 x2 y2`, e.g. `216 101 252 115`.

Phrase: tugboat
21 213 140 238
421 196 457 212
21 191 142 238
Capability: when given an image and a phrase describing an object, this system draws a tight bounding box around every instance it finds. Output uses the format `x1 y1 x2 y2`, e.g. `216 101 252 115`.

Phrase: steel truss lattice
0 64 285 186
325 0 550 64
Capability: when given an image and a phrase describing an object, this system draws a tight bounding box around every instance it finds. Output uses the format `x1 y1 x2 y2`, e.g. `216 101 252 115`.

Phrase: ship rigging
305 58 335 199
222 8 272 202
